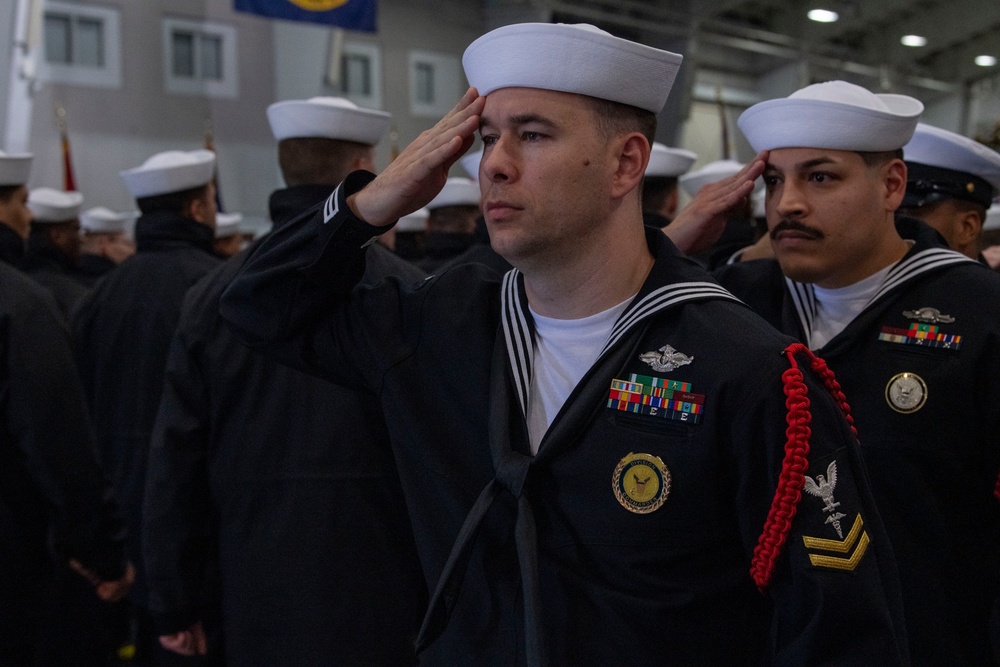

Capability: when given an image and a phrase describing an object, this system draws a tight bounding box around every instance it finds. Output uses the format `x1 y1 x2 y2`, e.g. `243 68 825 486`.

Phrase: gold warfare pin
885 372 927 414
613 452 671 514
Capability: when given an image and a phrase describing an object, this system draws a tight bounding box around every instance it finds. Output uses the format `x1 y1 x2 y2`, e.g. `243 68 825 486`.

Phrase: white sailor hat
267 97 391 145
0 150 33 186
120 150 216 199
679 160 762 198
463 23 683 114
645 143 698 178
80 206 139 233
396 207 429 232
428 177 480 210
460 151 482 182
985 205 1000 231
27 187 84 223
738 80 923 153
215 212 243 238
902 123 1000 209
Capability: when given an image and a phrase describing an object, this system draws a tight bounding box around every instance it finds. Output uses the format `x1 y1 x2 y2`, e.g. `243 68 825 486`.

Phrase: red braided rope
751 344 813 591
804 350 858 441
749 343 860 591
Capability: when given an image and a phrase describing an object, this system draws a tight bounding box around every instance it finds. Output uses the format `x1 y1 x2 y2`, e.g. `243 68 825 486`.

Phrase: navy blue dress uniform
716 218 1000 664
72 149 221 660
0 258 128 662
719 80 1000 664
144 177 428 665
222 167 910 664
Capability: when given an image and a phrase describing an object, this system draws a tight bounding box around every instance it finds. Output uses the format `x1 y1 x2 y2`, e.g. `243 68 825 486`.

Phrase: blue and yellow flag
234 0 377 32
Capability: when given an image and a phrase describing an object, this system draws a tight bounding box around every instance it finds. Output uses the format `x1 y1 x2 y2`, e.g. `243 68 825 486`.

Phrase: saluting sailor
715 79 1000 665
678 159 764 269
640 142 698 229
222 24 908 665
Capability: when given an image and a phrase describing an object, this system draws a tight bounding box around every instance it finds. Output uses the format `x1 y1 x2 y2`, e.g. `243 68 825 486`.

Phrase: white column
4 0 42 153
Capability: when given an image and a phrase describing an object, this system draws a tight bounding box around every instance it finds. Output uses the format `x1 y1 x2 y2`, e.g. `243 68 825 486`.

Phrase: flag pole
204 117 224 212
55 104 77 191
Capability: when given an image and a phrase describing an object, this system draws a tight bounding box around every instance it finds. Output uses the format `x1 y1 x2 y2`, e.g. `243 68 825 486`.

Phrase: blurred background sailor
77 207 138 286
641 142 697 228
898 122 1000 261
417 176 481 272
72 148 221 665
211 212 244 258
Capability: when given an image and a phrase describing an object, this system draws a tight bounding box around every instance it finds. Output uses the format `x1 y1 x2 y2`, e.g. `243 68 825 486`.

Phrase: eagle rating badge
613 452 671 514
885 372 928 414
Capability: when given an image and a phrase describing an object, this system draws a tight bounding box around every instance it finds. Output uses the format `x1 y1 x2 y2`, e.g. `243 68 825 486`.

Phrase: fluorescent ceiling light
900 35 927 47
807 9 840 23
976 55 998 67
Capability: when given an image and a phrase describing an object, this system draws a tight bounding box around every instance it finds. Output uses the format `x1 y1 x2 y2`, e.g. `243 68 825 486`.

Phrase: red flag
56 105 77 191
204 118 224 212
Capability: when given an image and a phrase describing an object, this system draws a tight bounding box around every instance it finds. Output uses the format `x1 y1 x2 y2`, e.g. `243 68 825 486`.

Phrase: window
163 18 237 99
342 53 372 96
414 63 434 104
409 51 461 117
328 40 382 109
41 2 121 88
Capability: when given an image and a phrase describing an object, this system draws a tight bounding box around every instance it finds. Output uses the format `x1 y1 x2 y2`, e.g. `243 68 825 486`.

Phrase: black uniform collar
0 222 26 266
501 227 741 418
268 185 335 228
134 209 215 255
785 216 978 348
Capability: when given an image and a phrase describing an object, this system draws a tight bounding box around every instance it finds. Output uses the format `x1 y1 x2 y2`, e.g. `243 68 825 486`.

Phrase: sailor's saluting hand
347 88 485 228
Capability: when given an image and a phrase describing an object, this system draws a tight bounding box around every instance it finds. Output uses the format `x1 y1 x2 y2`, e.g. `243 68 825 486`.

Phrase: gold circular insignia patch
613 453 671 514
289 0 349 10
885 372 928 414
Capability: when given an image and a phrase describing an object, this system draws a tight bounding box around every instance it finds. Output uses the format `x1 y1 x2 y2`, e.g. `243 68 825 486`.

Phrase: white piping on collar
786 247 976 347
501 270 741 417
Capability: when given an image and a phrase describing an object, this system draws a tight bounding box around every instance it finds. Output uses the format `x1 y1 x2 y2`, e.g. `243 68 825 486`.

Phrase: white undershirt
810 264 893 349
526 295 634 454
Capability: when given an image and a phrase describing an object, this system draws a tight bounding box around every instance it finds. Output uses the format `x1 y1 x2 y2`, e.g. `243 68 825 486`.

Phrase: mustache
770 219 824 241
